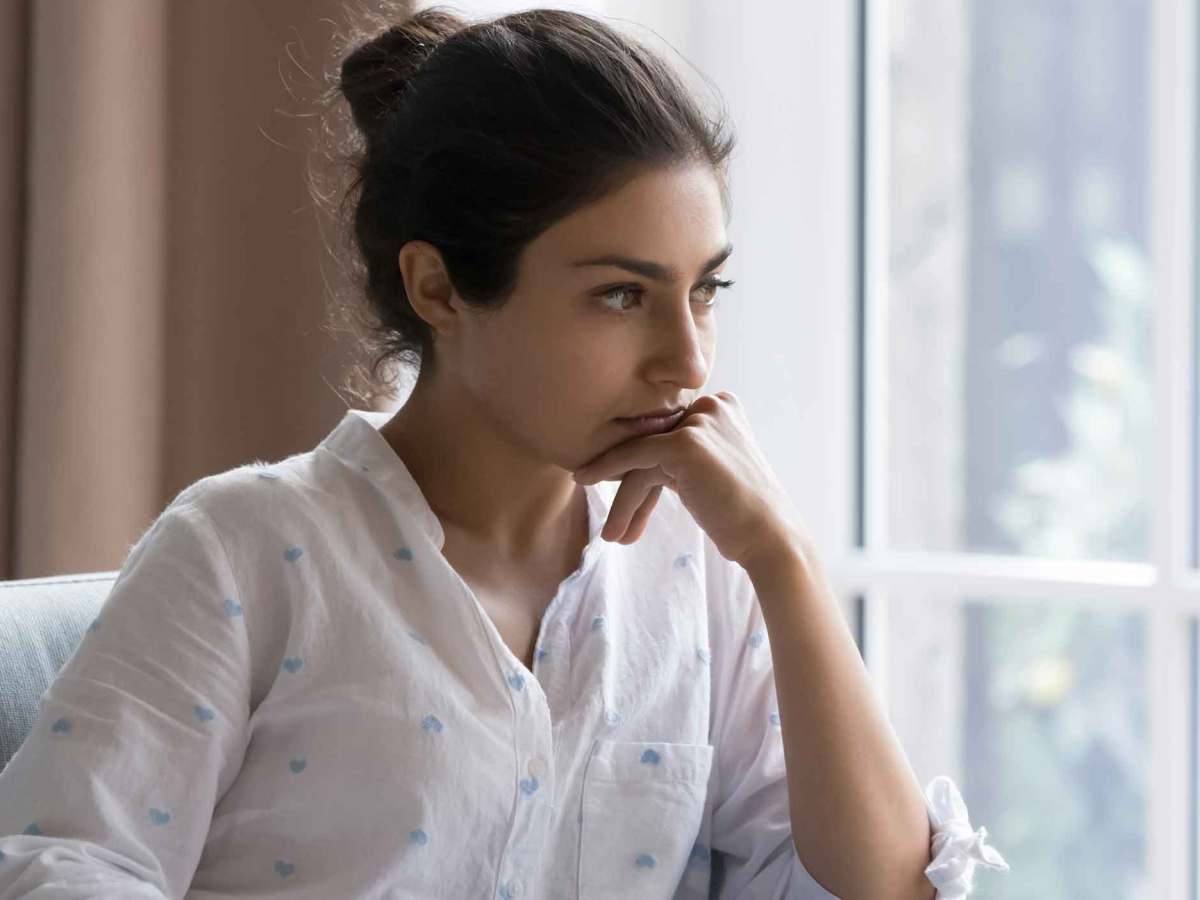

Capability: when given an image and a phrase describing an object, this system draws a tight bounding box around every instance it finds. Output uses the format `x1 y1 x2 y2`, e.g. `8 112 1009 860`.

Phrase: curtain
0 0 378 579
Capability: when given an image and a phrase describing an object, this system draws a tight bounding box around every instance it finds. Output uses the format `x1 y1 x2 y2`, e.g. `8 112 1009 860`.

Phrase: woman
0 6 1006 898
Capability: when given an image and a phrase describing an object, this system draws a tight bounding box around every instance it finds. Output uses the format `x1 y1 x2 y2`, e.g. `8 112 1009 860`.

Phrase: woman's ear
398 240 459 339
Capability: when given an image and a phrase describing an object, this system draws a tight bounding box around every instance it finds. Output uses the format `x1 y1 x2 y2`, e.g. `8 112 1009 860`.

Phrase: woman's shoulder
160 448 338 548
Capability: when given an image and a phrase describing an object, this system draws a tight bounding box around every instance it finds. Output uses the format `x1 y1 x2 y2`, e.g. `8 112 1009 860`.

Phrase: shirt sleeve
921 774 1010 899
0 497 252 899
704 545 1009 900
704 542 841 900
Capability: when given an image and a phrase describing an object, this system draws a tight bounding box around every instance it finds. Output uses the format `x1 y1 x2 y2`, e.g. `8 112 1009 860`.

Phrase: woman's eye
596 278 734 314
598 285 642 312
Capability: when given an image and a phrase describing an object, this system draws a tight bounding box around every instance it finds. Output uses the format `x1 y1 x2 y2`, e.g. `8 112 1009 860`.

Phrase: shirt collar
318 409 614 567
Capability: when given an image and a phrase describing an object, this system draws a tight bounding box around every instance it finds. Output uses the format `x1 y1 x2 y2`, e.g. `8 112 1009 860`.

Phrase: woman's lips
614 408 687 435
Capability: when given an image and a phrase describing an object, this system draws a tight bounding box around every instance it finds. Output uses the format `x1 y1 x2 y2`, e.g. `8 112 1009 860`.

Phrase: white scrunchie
923 775 1010 899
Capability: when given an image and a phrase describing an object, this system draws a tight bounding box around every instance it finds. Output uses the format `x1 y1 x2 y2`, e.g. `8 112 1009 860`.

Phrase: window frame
833 0 1200 895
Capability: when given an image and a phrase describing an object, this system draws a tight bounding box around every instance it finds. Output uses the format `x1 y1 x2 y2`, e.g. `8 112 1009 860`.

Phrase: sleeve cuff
922 775 1010 899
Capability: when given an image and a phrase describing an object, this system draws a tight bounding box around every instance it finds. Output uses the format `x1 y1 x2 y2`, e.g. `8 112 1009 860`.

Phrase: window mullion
1149 0 1196 892
861 0 890 557
1153 0 1197 593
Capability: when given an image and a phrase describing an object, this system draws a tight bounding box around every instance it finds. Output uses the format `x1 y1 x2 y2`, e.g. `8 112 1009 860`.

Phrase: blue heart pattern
26 531 533 883
45 521 710 879
748 630 765 649
769 712 781 727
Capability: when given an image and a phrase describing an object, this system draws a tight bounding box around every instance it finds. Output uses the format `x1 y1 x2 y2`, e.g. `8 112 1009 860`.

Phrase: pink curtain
0 0 390 579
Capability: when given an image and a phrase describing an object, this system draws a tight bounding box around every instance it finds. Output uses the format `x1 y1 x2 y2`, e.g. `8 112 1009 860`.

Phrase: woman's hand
572 391 809 569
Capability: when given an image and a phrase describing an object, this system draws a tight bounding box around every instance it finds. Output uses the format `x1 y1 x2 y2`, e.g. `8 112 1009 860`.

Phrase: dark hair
312 2 736 406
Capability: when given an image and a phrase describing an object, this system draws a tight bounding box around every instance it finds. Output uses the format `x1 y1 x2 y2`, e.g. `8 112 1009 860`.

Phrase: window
847 0 1199 896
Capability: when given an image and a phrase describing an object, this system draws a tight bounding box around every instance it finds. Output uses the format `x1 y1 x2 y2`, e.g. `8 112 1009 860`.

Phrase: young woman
0 6 1006 899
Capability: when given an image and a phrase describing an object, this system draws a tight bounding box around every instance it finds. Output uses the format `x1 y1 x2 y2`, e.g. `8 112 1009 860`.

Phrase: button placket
534 596 573 716
514 697 553 798
501 678 553 900
527 756 547 780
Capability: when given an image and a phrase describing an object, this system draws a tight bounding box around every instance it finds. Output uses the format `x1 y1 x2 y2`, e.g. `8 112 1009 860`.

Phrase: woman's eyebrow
569 242 733 282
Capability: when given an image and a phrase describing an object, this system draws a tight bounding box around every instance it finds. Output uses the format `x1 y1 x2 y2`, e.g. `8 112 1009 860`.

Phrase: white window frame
832 0 1200 895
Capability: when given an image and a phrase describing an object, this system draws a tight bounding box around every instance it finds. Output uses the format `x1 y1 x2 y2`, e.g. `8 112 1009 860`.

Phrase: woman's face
446 163 731 473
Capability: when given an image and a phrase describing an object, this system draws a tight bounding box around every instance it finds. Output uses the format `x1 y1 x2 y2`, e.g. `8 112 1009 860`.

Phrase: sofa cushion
0 571 116 772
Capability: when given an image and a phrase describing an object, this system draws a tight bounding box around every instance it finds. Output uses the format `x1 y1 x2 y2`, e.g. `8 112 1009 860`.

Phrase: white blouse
0 408 1007 899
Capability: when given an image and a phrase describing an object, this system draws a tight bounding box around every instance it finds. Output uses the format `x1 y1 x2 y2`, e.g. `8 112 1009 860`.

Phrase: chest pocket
576 738 714 899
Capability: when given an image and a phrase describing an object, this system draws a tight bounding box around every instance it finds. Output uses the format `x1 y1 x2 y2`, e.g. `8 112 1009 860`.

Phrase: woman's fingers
616 484 664 544
601 467 666 541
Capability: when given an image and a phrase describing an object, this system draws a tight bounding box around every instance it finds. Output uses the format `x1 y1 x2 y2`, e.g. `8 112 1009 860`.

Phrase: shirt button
505 877 524 897
527 757 547 779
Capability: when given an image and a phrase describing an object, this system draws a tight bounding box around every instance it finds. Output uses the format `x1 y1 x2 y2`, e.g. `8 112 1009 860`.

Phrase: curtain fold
0 0 31 580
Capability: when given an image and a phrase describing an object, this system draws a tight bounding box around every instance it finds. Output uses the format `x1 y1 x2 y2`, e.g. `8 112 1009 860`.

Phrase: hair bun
339 7 466 145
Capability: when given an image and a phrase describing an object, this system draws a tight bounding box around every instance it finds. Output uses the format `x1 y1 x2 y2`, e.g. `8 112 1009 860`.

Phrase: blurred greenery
976 240 1152 898
966 601 1147 899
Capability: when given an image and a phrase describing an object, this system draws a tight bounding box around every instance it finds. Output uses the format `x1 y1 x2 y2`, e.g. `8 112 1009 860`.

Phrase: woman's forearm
742 529 936 900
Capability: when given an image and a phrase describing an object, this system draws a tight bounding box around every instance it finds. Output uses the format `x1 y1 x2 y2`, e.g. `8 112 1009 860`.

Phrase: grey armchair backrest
0 571 117 772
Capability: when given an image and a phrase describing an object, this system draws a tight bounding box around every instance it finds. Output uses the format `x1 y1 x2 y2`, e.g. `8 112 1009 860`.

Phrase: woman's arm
0 498 252 898
742 527 936 900
574 390 1007 899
